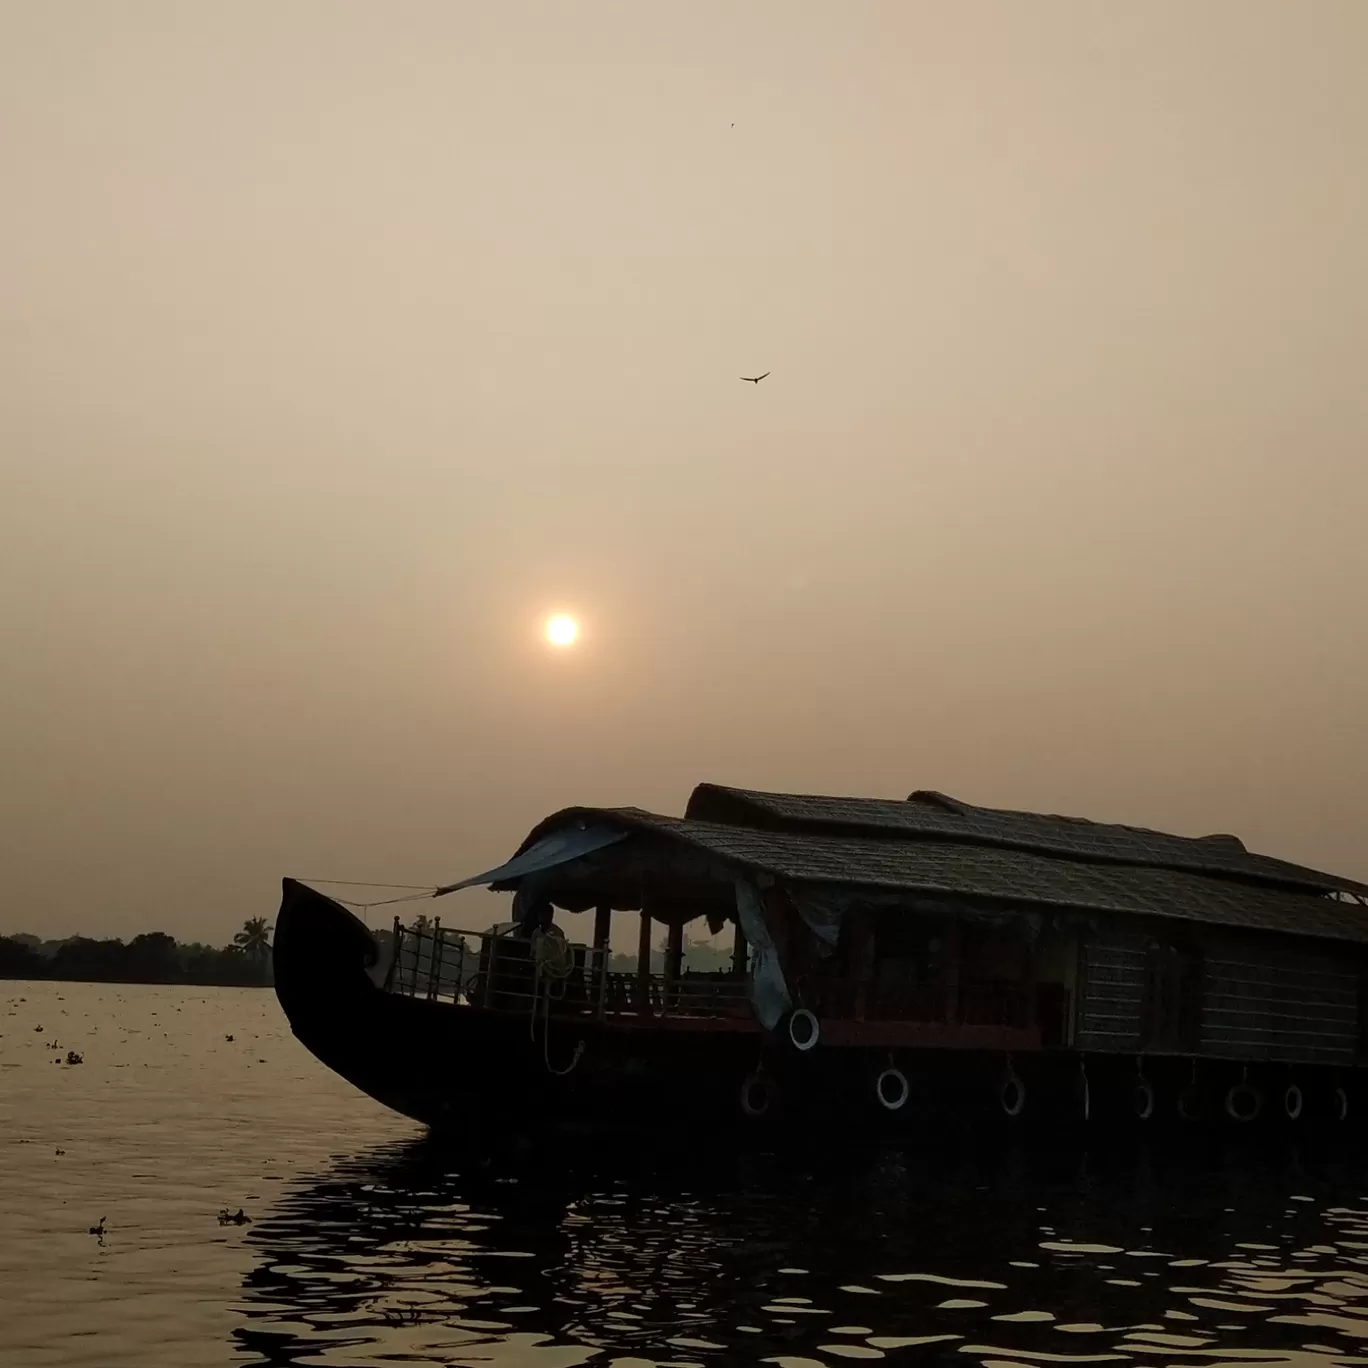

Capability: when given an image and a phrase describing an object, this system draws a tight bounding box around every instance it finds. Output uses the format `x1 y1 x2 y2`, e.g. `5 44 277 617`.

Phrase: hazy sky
3 2 1366 944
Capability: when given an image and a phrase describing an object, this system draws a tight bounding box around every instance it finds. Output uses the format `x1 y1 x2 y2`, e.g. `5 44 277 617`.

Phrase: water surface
5 982 1368 1368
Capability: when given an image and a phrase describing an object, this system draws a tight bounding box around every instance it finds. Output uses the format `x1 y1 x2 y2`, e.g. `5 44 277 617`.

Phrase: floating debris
88 1217 106 1237
33 1025 43 1033
65 1051 84 1066
55 1148 65 1156
224 1035 234 1043
218 1208 251 1226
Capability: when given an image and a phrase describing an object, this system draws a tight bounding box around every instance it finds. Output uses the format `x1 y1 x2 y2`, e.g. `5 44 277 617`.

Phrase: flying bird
740 372 770 384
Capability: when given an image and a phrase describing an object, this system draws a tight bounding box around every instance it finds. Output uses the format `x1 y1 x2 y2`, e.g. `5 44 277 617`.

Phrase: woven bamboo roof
486 788 1368 946
686 784 1362 896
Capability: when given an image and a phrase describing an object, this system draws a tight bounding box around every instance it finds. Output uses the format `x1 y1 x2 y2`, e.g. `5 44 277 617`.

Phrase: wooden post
1021 933 1037 1034
636 907 653 1014
384 916 402 992
482 934 495 1008
452 932 466 1003
429 917 444 1000
664 920 684 1012
852 910 874 1021
943 919 961 1026
1358 969 1368 1067
731 920 748 975
594 902 612 1020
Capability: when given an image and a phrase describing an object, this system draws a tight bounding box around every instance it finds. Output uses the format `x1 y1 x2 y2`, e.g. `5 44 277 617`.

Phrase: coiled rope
530 930 584 1077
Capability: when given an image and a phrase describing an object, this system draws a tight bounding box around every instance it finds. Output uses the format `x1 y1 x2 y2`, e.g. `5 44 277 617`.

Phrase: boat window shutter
1176 945 1203 1054
1139 941 1165 1051
1357 967 1368 1066
1140 941 1199 1053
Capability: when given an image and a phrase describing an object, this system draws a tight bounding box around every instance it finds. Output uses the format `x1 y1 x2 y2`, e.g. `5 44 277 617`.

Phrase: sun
544 614 579 648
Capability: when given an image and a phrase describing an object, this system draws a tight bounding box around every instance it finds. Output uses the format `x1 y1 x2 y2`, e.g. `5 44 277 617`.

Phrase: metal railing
385 919 472 1002
383 920 750 1022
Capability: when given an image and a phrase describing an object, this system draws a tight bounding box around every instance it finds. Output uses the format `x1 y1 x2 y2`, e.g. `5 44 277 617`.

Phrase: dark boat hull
273 879 778 1135
273 880 1365 1141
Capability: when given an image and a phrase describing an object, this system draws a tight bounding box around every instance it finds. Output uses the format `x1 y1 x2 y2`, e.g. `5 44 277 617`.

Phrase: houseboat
273 783 1368 1136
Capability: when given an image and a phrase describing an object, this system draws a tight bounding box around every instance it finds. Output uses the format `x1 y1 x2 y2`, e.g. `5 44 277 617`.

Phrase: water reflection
236 1140 1368 1368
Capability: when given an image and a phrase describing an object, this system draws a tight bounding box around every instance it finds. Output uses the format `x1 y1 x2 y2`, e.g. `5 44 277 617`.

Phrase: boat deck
384 922 752 1023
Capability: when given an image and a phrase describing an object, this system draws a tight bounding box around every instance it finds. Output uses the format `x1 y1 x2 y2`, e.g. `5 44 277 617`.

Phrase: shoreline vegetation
0 917 274 987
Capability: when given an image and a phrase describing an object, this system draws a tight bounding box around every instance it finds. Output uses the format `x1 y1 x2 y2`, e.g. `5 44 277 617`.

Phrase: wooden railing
383 922 1047 1040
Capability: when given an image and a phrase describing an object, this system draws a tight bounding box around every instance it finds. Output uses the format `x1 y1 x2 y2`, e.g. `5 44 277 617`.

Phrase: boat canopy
434 822 627 896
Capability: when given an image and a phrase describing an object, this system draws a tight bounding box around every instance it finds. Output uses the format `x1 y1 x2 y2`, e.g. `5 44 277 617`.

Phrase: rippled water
6 982 1368 1368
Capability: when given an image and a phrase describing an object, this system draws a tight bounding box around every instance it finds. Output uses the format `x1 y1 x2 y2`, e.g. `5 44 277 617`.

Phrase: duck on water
272 782 1368 1140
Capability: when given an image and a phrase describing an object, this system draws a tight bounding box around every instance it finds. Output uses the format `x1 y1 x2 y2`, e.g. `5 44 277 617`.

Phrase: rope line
334 890 439 913
334 891 436 906
299 879 437 891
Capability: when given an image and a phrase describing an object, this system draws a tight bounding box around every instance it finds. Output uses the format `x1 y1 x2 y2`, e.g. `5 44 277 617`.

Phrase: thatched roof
686 784 1363 897
463 785 1368 947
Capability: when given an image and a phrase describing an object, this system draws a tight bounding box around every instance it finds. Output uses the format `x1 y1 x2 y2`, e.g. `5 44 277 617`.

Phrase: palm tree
233 917 272 966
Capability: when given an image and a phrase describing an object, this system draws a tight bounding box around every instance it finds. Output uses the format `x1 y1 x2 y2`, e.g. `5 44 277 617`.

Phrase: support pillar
593 901 612 951
731 920 748 976
384 915 402 991
593 902 611 1018
664 920 683 1010
428 916 443 1000
852 910 874 1020
944 919 962 1026
636 907 653 1014
1021 933 1037 1033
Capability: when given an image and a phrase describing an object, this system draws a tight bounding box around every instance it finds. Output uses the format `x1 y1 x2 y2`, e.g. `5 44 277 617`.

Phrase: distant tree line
0 918 274 987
